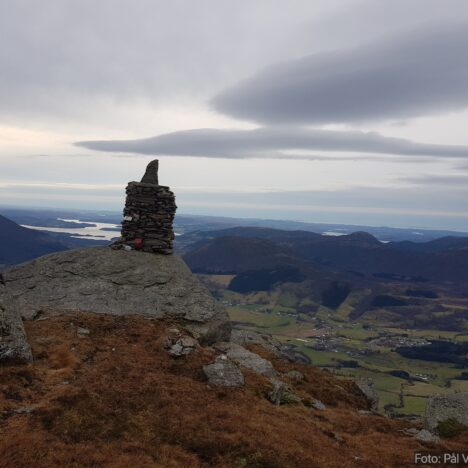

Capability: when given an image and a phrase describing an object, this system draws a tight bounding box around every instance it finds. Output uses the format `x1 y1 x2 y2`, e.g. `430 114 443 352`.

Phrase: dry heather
0 312 467 467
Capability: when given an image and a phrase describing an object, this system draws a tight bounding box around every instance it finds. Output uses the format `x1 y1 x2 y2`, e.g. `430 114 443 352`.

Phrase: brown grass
0 312 467 467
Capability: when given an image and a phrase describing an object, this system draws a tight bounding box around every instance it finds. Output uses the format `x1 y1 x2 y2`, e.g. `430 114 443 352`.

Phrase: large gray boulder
215 342 277 377
203 355 245 387
0 289 32 363
1 247 230 344
425 393 468 431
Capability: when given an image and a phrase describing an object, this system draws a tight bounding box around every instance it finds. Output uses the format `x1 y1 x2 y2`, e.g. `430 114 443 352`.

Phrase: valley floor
199 275 468 417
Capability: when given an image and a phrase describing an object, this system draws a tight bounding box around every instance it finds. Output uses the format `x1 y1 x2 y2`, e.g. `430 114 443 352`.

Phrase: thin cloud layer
212 22 468 125
77 127 468 159
403 174 468 187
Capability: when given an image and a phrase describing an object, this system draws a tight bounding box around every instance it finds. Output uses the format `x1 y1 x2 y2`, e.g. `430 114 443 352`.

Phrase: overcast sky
2 0 468 230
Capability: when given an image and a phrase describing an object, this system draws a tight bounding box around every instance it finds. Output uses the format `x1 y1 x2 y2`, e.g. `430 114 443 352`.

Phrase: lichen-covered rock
203 355 244 387
214 342 276 377
1 247 231 345
425 393 468 431
0 290 32 363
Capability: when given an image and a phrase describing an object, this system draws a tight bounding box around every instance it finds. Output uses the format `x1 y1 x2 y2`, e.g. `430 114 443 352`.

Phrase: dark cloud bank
212 22 468 125
77 127 468 159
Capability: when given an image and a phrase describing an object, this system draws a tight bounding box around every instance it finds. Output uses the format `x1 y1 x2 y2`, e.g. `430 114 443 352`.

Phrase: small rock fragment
333 432 344 443
284 370 304 382
165 335 198 357
179 336 198 348
13 407 35 415
415 429 440 444
76 327 90 337
311 400 326 411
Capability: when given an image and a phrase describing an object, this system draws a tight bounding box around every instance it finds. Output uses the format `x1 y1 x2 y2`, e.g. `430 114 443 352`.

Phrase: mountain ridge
0 214 68 267
181 227 468 282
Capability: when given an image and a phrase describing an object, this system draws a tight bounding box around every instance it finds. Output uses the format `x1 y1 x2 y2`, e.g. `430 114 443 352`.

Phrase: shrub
436 418 466 438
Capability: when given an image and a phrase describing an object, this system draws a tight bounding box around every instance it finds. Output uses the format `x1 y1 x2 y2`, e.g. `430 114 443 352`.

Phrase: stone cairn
112 159 177 254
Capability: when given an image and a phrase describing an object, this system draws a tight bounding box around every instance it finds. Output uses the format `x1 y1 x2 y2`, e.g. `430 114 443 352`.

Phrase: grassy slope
1 312 467 467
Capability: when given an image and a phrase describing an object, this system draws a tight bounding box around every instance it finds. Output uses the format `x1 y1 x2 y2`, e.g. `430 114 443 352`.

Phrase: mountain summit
1 162 467 466
0 246 231 361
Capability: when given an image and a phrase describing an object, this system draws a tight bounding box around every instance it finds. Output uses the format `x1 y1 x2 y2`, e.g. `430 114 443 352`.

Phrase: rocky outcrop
230 329 310 364
1 247 230 345
356 378 379 411
203 355 245 387
230 329 284 356
0 289 32 363
425 393 468 431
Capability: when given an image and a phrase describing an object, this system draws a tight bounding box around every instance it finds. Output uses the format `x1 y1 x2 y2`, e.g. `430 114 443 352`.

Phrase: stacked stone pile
115 159 177 254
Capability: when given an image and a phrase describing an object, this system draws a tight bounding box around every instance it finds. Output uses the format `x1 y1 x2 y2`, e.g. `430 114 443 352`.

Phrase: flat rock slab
1 247 230 344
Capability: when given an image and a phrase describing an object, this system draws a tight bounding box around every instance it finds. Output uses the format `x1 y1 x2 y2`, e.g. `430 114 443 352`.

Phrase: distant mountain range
182 227 468 283
0 214 68 267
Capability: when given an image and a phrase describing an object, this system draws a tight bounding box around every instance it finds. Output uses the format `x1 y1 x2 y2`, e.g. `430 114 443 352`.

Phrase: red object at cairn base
134 238 143 250
111 159 177 255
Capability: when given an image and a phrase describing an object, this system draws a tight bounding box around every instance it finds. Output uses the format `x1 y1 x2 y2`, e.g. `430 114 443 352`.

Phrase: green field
216 285 468 416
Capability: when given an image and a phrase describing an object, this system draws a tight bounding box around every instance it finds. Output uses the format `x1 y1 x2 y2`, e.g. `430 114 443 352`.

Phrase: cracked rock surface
1 247 231 344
